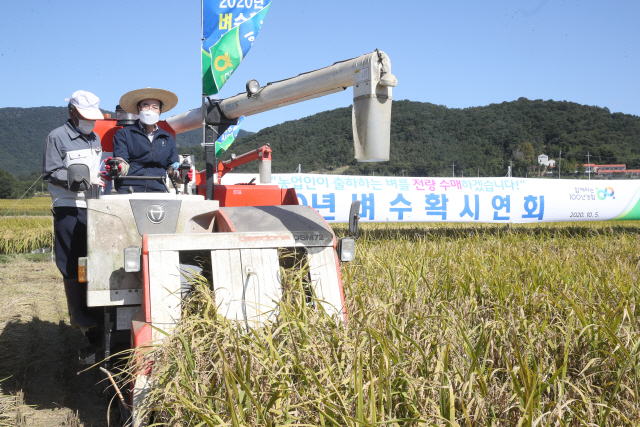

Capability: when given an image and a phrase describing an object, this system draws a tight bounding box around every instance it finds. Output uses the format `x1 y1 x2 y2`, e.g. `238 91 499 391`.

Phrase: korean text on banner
202 0 272 96
216 116 245 157
220 173 640 224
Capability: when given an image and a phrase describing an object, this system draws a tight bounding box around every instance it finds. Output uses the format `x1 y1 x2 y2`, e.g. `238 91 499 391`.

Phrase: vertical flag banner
202 0 272 96
216 116 245 157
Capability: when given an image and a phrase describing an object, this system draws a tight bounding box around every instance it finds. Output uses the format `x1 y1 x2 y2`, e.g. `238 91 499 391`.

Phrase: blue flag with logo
202 0 272 96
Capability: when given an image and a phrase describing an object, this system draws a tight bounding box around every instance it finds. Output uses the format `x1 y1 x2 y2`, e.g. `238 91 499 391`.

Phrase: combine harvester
71 50 396 424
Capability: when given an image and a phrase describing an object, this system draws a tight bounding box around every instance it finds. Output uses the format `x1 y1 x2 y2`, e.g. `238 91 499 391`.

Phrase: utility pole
478 168 479 177
558 150 561 179
451 162 455 177
587 150 591 180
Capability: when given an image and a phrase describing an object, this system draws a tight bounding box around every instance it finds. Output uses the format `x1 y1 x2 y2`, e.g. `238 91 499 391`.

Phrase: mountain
2 98 640 178
0 107 249 174
180 98 640 177
0 107 73 173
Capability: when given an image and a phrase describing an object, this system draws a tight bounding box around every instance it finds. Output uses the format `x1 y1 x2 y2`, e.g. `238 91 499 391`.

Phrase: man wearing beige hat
110 87 190 193
43 90 107 329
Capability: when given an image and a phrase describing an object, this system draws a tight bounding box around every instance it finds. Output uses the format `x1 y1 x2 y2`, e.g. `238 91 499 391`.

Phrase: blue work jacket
113 121 179 193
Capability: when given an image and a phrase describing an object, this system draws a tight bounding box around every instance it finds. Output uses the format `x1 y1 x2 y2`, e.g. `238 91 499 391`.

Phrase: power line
1 174 44 219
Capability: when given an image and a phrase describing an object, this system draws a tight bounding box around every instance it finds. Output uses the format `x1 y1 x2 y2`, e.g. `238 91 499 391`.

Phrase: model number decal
293 234 328 241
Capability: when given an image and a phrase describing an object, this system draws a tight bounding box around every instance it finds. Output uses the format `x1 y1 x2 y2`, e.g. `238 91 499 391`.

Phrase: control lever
168 169 180 194
180 161 191 195
105 158 119 180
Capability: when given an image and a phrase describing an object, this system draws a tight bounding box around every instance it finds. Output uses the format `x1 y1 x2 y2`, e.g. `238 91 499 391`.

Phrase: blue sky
0 0 638 132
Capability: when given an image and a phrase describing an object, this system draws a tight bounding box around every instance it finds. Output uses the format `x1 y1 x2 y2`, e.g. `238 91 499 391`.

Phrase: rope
1 174 44 219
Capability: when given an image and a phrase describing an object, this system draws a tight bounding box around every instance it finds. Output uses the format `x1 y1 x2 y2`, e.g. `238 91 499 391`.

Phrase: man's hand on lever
104 157 129 178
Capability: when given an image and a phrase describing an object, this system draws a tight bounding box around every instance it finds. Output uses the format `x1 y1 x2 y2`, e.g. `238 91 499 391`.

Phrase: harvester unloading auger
75 50 396 425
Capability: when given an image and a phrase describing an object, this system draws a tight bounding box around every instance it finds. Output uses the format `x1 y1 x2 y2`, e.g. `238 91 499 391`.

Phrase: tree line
179 98 640 177
2 98 640 198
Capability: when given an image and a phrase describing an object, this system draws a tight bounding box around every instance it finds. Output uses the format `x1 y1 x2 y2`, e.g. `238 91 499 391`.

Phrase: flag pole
201 0 214 201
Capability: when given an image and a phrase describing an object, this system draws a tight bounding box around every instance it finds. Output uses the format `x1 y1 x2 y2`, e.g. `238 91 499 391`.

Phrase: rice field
133 221 640 426
0 217 52 254
0 197 52 217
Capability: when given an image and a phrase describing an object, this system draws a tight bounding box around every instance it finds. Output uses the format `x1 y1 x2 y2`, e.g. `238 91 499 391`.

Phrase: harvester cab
79 50 395 424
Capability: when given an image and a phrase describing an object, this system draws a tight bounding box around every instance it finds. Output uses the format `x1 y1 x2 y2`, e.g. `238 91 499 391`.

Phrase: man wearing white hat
110 87 190 193
43 90 107 329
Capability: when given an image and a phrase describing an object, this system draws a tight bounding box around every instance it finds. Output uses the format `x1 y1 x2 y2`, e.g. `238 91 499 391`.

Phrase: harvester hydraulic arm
217 145 272 184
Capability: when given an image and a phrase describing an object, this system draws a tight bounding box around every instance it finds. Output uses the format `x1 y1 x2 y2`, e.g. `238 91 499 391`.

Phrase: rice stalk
129 221 640 426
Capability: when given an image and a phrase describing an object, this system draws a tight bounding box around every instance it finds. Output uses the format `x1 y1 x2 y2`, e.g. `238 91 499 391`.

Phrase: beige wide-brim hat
119 87 178 115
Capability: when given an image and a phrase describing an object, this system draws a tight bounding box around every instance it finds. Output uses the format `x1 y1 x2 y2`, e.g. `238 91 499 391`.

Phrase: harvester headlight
338 237 356 262
246 79 260 97
124 246 142 272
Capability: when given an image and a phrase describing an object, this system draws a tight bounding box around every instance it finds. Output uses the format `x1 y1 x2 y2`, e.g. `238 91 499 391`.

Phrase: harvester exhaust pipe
165 50 397 162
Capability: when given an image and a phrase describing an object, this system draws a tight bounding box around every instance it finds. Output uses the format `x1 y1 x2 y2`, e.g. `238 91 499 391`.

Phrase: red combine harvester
74 50 396 425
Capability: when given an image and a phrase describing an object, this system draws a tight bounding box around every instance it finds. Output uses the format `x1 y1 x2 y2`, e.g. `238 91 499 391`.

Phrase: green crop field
0 217 52 254
134 222 640 426
0 197 52 217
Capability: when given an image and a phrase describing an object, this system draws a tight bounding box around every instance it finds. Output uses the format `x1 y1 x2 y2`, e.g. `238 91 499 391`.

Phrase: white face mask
77 118 95 135
139 110 160 125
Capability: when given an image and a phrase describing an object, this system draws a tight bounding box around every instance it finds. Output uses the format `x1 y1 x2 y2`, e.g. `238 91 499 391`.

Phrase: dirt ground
0 254 109 427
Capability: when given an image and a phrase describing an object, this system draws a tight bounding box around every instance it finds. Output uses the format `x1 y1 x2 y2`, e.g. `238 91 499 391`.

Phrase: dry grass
0 255 107 426
0 217 52 254
133 221 640 426
0 387 27 426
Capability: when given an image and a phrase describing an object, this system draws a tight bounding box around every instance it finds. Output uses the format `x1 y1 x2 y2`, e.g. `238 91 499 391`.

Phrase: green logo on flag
203 26 243 95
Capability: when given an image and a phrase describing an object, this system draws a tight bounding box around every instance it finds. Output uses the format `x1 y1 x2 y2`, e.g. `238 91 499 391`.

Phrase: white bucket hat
119 87 178 115
67 90 104 120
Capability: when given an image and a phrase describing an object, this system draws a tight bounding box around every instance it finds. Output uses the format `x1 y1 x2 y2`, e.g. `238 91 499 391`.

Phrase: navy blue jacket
113 121 179 193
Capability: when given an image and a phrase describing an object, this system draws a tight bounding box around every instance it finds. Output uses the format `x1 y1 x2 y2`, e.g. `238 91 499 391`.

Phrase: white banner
220 173 640 223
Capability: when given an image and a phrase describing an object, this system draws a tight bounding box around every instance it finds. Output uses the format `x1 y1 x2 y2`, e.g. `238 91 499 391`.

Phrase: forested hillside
0 107 72 173
0 107 248 173
2 98 640 179
181 98 640 177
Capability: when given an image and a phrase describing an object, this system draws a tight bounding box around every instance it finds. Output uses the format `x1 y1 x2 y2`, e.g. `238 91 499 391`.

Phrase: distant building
581 164 640 177
584 164 597 173
595 164 626 172
538 154 556 168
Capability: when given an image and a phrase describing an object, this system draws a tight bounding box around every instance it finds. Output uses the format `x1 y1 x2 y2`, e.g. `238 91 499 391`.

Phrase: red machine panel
196 184 299 207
